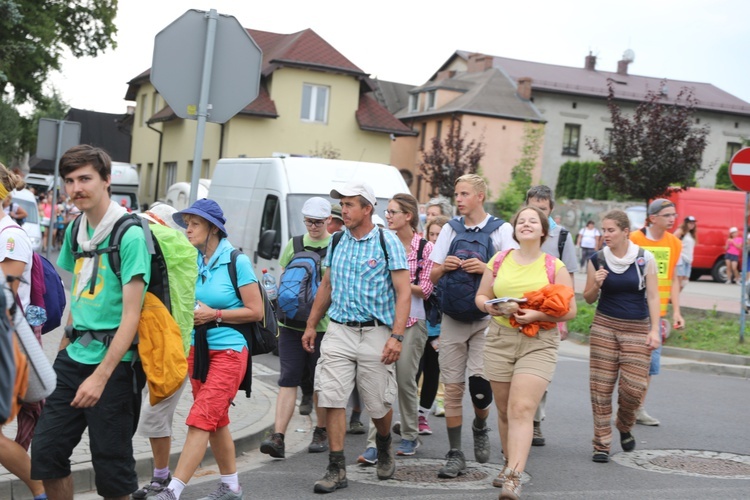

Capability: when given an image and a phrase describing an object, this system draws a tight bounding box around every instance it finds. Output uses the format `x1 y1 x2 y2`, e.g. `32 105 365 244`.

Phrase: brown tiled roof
125 68 151 101
247 28 366 78
367 78 414 114
448 51 750 116
396 68 543 123
147 105 177 124
237 85 278 118
356 94 416 136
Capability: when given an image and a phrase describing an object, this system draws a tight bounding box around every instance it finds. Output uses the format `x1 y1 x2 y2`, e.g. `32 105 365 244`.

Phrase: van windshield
287 194 390 236
11 198 39 224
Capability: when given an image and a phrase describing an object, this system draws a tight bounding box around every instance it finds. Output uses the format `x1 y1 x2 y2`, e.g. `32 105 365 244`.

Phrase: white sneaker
635 407 660 426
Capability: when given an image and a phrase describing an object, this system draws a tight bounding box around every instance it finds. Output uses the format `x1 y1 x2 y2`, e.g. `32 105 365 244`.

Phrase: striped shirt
407 233 435 328
325 226 408 327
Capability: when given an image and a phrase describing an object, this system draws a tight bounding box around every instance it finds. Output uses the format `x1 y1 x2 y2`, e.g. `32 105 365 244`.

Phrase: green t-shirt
58 218 152 365
278 233 331 332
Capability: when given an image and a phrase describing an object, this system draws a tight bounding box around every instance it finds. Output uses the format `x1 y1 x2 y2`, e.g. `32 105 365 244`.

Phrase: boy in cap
630 198 684 426
261 197 332 458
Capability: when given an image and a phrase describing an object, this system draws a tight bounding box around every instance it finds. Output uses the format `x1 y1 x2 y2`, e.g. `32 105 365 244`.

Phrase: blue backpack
439 216 504 322
277 236 327 329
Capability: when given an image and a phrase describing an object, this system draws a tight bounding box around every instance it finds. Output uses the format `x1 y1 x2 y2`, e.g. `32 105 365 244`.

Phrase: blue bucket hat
172 198 228 237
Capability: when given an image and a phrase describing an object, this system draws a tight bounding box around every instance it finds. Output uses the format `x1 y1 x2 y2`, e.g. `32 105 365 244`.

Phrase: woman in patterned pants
583 210 661 464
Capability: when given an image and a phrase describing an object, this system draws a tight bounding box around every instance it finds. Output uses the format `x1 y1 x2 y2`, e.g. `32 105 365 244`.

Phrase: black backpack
415 238 441 326
439 216 504 322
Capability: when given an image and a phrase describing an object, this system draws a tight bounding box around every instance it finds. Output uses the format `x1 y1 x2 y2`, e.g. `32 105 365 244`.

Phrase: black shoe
132 474 171 498
620 430 636 452
260 432 285 458
592 450 610 463
376 434 395 480
532 421 546 446
299 393 313 416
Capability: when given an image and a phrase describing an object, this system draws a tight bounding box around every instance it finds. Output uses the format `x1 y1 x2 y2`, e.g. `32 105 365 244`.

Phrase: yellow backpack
4 336 29 424
138 292 188 406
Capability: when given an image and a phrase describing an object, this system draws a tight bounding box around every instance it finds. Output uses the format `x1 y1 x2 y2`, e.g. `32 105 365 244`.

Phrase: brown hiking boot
375 433 395 480
500 469 522 500
313 459 347 493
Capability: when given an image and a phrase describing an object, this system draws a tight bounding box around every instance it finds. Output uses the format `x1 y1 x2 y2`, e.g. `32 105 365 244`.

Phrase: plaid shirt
407 233 434 328
325 226 408 327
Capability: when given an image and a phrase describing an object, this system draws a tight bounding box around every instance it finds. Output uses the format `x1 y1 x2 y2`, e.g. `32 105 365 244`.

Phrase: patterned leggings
589 312 652 452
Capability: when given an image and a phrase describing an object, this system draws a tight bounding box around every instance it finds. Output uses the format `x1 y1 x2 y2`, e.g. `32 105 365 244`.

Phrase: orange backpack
4 336 29 424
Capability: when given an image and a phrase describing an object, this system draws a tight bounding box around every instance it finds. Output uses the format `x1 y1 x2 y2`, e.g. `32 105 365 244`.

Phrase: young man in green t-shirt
31 145 151 500
261 197 332 459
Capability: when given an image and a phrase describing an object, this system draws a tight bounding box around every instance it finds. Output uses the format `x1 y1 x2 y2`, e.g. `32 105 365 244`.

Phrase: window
408 94 419 113
202 159 210 178
146 163 154 198
435 120 443 141
151 92 160 118
140 94 148 127
164 162 177 195
604 128 614 154
260 195 281 258
727 142 742 162
426 90 436 110
562 124 581 155
301 84 329 123
419 123 427 149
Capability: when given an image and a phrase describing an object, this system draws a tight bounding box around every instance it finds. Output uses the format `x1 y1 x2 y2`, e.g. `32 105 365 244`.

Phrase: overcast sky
48 0 750 114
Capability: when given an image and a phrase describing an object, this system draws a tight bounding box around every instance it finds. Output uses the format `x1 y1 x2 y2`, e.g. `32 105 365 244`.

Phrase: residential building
430 50 750 190
393 54 545 202
125 28 413 205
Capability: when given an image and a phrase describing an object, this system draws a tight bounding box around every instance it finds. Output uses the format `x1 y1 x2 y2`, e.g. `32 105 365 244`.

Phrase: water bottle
26 305 47 327
261 268 278 301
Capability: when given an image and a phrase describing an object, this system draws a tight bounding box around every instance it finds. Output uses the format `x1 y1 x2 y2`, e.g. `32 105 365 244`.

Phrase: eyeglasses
303 219 326 227
656 213 678 219
384 209 405 217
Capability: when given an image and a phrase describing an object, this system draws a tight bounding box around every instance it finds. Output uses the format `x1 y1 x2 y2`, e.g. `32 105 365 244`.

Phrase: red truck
626 188 748 282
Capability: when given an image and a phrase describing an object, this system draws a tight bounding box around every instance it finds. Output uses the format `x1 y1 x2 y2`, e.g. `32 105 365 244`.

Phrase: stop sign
151 10 262 124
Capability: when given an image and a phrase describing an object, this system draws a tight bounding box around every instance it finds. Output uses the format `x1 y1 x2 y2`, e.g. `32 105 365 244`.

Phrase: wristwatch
215 309 223 324
390 334 404 342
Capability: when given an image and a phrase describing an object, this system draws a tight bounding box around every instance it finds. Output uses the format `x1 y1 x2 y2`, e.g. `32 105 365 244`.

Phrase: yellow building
125 28 414 206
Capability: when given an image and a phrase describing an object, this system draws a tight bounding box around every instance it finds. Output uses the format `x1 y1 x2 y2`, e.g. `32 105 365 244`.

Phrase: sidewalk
3 324 750 498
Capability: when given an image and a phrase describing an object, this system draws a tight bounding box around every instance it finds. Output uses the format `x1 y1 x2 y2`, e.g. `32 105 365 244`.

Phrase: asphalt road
173 348 750 500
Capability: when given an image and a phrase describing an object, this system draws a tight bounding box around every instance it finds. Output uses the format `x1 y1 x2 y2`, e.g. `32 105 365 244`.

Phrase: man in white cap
302 180 410 493
261 197 332 460
630 198 684 426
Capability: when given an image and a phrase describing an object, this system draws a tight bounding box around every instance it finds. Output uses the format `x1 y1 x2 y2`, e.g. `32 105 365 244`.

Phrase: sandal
620 431 636 452
592 450 610 463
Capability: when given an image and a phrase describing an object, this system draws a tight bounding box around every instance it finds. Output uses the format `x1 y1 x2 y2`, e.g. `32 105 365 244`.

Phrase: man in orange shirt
630 198 684 426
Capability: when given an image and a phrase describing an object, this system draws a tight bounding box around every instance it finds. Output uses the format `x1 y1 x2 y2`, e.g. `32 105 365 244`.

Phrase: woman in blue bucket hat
153 199 262 500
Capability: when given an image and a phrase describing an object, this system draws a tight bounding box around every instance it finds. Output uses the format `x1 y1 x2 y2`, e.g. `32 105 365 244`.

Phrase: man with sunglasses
630 198 684 426
260 197 332 459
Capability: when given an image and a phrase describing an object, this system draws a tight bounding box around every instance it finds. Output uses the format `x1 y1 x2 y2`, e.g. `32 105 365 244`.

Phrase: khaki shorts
138 376 189 438
483 320 560 383
438 314 489 384
315 322 397 420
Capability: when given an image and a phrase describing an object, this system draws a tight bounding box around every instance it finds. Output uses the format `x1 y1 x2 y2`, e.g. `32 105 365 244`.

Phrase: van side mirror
257 229 280 260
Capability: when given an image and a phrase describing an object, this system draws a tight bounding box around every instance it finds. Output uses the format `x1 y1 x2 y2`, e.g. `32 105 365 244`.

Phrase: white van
10 189 43 252
164 179 212 211
209 157 410 279
110 162 140 212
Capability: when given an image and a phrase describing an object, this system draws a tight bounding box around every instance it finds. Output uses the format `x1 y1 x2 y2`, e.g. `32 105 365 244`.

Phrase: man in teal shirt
31 145 151 500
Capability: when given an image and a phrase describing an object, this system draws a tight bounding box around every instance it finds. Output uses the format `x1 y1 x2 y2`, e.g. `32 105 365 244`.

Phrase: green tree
420 117 485 199
0 0 118 106
0 98 21 164
587 79 710 206
555 161 570 199
495 123 544 219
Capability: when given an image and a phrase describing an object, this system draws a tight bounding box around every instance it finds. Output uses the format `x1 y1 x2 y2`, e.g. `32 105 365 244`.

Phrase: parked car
10 188 43 252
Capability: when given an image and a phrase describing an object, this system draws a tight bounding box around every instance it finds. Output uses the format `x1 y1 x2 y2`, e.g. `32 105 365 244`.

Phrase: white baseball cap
139 202 182 231
302 197 332 219
331 180 377 206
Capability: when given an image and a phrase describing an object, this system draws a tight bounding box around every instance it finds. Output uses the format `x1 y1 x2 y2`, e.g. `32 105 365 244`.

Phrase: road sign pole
189 9 218 205
46 120 65 260
742 193 748 343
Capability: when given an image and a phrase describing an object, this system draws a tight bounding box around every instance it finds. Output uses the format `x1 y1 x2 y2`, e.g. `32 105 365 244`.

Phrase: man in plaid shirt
302 180 410 494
